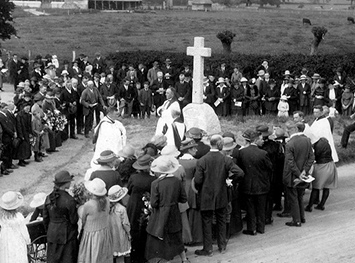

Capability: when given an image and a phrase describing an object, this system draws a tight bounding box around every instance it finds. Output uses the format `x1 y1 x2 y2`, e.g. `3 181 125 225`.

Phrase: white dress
0 212 31 263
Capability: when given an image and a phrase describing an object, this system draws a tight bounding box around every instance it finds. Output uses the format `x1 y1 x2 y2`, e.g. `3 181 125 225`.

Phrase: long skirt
47 239 78 263
312 161 338 189
188 209 203 244
145 231 184 261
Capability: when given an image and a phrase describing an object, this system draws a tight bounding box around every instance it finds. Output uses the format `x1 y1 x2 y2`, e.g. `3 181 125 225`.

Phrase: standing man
8 54 21 90
60 80 79 139
80 80 105 138
92 52 106 75
0 104 16 174
147 61 160 85
194 135 244 256
297 75 311 115
236 129 272 235
283 121 314 227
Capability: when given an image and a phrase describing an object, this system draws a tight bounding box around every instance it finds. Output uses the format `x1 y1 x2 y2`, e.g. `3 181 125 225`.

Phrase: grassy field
2 7 355 61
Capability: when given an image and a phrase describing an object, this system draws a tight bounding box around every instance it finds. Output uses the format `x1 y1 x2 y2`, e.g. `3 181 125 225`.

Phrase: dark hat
256 125 272 137
180 138 198 151
53 170 74 185
301 68 308 74
222 131 235 142
21 56 28 61
242 129 260 142
186 127 204 140
142 143 158 157
268 79 276 85
96 150 117 164
35 55 42 60
33 93 43 102
33 63 41 69
63 60 69 65
132 154 154 170
318 78 326 84
165 58 172 64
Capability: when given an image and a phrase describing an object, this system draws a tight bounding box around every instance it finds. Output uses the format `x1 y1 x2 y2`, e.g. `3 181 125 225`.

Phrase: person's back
82 199 110 232
90 169 122 192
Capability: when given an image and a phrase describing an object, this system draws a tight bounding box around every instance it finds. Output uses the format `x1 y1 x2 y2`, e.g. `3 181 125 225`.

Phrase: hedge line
107 51 355 83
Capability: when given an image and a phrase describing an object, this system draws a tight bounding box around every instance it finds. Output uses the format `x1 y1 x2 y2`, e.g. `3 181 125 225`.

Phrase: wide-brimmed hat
53 170 74 185
240 77 248 83
257 70 265 76
242 129 260 142
61 70 69 76
186 127 204 140
281 95 288 101
0 191 24 210
222 137 237 151
311 73 320 79
161 145 180 157
30 192 47 208
150 134 168 149
284 70 291 76
117 145 135 158
132 154 154 170
222 131 235 141
180 138 198 151
17 82 25 88
300 75 307 80
96 150 117 164
256 125 272 137
108 185 128 202
85 178 107 196
216 77 225 84
151 155 179 174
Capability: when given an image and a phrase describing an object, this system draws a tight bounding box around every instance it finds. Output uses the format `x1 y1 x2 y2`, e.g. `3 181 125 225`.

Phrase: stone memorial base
183 103 221 135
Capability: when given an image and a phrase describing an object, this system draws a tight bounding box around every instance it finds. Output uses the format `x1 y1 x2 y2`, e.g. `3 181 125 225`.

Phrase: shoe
18 161 26 167
273 205 283 211
2 170 9 175
256 229 265 234
314 205 325 211
277 212 291 218
301 218 306 223
23 160 30 165
195 249 213 257
265 218 273 225
10 164 19 169
218 247 226 254
285 221 301 227
242 230 257 236
35 157 43 162
70 136 78 139
6 169 13 173
39 152 48 157
305 206 312 212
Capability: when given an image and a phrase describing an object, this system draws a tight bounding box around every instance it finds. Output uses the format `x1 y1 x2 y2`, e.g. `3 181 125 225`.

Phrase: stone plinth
183 103 221 135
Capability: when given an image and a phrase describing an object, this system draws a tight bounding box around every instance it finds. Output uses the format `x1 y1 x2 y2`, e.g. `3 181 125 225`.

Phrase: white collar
290 132 303 139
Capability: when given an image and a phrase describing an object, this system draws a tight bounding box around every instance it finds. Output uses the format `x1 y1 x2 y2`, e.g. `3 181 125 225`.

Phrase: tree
0 0 17 41
310 26 327 56
216 30 236 54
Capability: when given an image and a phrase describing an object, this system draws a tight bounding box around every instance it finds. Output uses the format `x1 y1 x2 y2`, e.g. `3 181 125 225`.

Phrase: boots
34 152 43 162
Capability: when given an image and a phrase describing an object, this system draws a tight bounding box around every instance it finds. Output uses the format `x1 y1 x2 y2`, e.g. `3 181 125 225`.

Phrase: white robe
155 99 181 135
91 116 127 167
311 118 339 163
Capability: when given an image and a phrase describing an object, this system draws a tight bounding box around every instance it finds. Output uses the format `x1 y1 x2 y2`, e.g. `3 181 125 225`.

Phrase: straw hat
180 138 198 151
84 178 107 196
150 155 179 174
311 73 320 79
222 137 237 151
284 70 291 76
300 75 307 80
132 154 154 170
216 77 225 84
161 145 180 157
30 193 47 208
117 145 135 158
257 70 265 76
240 77 248 83
108 185 128 202
96 150 117 164
53 170 74 185
242 129 260 142
150 134 167 149
0 191 24 210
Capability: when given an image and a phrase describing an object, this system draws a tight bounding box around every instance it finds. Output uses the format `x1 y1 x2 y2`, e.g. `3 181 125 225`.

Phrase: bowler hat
53 170 74 185
216 77 225 85
186 127 204 140
0 191 24 210
256 125 272 137
132 154 154 170
242 129 260 142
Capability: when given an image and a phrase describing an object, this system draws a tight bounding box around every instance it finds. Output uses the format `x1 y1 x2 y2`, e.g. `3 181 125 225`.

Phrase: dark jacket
90 169 122 192
194 151 244 211
313 137 333 164
236 145 273 195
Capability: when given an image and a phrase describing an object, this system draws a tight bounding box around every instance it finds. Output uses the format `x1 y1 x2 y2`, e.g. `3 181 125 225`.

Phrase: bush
107 51 355 83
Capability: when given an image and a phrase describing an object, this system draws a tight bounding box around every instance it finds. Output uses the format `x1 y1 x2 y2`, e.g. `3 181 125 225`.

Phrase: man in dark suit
0 105 16 173
283 121 314 227
100 74 119 108
236 129 272 235
60 81 79 139
75 76 88 134
92 52 106 75
175 73 191 109
118 78 137 118
80 80 105 138
8 54 21 91
137 63 148 86
194 135 244 256
297 75 312 115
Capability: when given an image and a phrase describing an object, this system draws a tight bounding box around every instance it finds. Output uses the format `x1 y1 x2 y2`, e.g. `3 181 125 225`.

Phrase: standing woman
43 170 79 263
78 178 113 263
305 137 338 212
0 191 31 263
145 155 189 263
15 102 33 166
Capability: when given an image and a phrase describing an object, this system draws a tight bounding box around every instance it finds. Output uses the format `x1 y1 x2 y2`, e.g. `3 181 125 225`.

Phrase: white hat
222 137 237 151
284 70 291 75
0 191 24 210
157 71 163 77
61 70 69 76
240 77 248 82
30 193 47 208
150 155 179 174
108 185 128 202
161 145 180 157
281 95 288 101
300 75 307 80
84 178 107 196
257 70 265 76
216 77 225 84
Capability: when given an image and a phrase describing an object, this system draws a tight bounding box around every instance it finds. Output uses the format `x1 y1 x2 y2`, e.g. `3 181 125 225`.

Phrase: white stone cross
187 37 212 104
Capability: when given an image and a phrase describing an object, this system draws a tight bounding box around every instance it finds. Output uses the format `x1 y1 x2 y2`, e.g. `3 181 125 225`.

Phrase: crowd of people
0 51 345 263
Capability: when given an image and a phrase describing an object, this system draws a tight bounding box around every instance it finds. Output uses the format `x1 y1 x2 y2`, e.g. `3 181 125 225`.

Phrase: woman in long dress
305 137 338 211
145 156 189 263
0 191 30 263
78 178 113 263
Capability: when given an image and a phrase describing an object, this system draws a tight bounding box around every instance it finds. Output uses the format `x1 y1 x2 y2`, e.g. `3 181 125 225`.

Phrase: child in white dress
108 185 131 263
277 95 289 117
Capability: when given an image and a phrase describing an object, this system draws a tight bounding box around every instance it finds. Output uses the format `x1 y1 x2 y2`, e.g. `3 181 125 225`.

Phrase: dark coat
146 176 187 239
264 88 280 112
80 87 104 116
0 111 15 144
297 83 311 107
194 151 244 211
194 140 210 159
15 110 32 160
283 134 315 187
43 189 79 263
118 85 137 103
236 145 273 195
90 169 122 192
313 137 333 164
203 82 216 105
60 88 79 116
138 88 153 107
100 82 119 106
